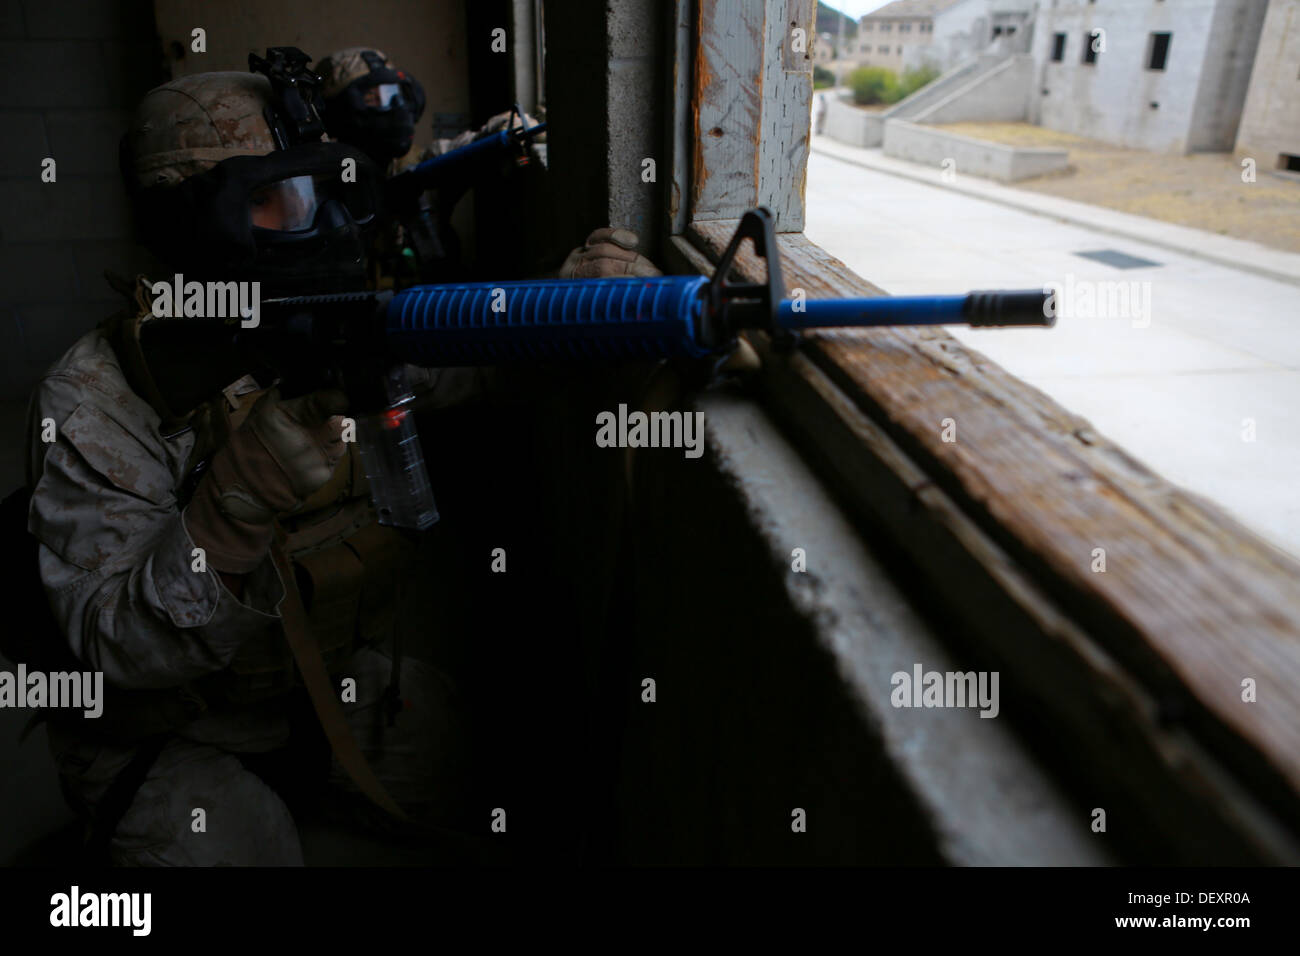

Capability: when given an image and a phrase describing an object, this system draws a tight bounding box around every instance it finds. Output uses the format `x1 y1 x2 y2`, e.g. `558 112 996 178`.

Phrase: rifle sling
269 526 408 822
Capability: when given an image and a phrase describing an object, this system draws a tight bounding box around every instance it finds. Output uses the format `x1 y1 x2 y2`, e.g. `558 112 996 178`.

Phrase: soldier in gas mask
25 61 462 866
23 40 664 865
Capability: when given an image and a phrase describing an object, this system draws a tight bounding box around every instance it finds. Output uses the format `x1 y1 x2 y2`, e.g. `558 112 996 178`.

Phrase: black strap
83 735 170 866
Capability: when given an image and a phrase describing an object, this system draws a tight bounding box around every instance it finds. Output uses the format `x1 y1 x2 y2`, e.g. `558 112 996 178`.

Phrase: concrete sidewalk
805 139 1300 561
812 136 1300 289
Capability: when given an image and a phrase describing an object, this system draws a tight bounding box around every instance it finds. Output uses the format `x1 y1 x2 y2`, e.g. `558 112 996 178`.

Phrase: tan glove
427 111 545 159
719 337 761 374
185 388 349 574
559 227 662 279
479 109 543 138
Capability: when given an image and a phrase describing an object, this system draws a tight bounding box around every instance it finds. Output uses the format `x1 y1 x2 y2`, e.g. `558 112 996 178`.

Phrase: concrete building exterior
857 0 1035 75
1029 0 1269 154
856 0 950 73
814 31 836 61
1234 0 1300 172
911 0 1037 71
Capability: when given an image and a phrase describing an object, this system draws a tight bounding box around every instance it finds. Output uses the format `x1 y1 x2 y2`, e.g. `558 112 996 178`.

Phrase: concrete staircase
822 53 1033 148
888 53 1033 124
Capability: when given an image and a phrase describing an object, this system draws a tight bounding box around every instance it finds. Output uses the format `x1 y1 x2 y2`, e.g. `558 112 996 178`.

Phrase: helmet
317 48 426 165
120 68 382 296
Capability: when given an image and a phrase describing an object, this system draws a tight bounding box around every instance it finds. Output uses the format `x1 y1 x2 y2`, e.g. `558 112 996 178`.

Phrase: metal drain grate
1072 249 1162 269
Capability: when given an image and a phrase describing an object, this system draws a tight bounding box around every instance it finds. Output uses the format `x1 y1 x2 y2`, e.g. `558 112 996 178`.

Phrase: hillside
816 3 858 38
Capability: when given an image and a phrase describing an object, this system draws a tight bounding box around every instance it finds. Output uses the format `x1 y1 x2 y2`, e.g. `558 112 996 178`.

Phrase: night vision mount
249 46 326 149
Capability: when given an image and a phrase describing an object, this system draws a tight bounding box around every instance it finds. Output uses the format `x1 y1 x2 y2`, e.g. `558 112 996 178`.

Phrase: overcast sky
825 0 895 19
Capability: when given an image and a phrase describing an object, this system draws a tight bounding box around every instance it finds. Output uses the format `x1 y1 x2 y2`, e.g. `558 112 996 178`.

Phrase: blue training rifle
146 208 1054 532
384 105 548 209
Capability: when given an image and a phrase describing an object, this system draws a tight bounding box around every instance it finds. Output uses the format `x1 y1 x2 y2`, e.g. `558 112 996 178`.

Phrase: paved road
805 144 1300 559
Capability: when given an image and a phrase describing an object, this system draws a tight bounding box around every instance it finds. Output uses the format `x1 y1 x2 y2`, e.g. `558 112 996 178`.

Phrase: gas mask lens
249 175 321 231
362 82 404 110
248 171 376 234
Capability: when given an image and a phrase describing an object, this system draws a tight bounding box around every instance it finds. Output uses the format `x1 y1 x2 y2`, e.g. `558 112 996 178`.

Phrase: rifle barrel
778 290 1053 329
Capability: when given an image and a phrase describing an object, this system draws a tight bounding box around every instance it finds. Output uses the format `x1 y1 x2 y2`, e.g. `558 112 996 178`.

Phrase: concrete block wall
1233 0 1300 167
540 0 610 255
822 93 884 148
151 1 471 147
0 0 163 860
883 118 1068 181
1187 0 1268 151
606 0 664 251
543 0 666 261
0 0 165 404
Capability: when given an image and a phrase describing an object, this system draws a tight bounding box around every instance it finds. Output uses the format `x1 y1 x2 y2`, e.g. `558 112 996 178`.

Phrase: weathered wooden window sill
671 221 1300 863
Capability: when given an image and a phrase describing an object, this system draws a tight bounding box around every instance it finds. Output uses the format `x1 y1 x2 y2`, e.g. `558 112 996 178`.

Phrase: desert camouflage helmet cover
315 47 398 99
119 69 379 298
123 72 281 191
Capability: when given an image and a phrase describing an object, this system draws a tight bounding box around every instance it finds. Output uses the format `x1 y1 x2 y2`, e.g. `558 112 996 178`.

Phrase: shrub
848 66 900 106
899 65 941 98
813 64 835 89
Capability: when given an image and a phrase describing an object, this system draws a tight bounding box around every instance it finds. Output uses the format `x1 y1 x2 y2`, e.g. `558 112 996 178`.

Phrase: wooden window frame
664 0 1300 861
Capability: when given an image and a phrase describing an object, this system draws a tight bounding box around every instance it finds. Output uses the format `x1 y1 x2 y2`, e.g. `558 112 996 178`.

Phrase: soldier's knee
110 739 303 866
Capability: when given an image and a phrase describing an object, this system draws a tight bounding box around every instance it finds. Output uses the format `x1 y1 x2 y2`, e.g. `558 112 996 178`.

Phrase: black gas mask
322 51 426 165
128 140 382 297
123 48 382 298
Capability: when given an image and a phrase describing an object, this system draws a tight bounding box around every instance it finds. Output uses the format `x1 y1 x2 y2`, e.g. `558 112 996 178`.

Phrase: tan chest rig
186 381 418 706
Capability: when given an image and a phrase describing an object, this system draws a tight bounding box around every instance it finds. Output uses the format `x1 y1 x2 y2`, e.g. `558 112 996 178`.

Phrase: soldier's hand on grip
185 387 350 574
